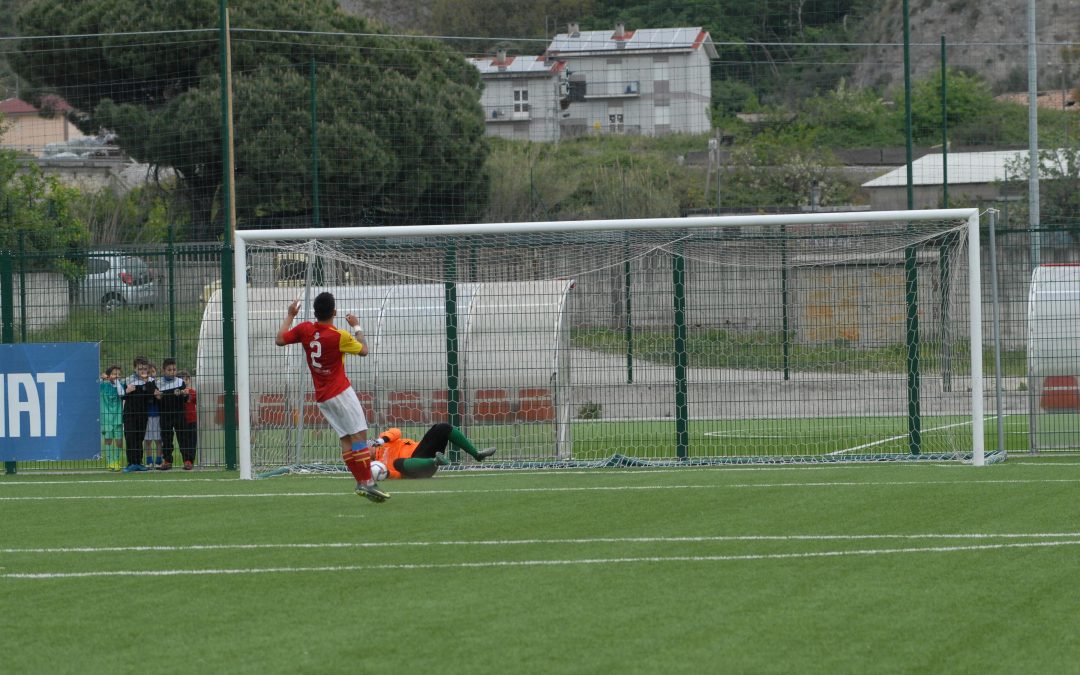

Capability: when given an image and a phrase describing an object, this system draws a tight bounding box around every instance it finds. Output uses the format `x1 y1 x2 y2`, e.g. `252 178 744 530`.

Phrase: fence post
443 244 461 461
1 250 16 474
671 241 688 460
167 222 177 359
17 230 27 342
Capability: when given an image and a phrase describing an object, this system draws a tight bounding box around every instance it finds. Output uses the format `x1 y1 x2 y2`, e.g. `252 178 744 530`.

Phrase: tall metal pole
672 241 689 460
1028 0 1041 269
167 221 177 359
1 250 15 474
987 210 1006 455
903 0 922 454
939 36 953 393
310 57 320 228
219 0 238 470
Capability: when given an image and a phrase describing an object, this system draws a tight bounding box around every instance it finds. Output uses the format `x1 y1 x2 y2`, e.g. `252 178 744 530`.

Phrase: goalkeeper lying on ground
370 423 496 479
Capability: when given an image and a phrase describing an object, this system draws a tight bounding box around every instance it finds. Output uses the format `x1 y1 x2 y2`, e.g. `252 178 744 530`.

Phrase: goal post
219 208 987 479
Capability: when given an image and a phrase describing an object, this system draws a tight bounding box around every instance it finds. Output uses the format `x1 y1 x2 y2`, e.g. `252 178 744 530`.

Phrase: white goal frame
233 208 985 478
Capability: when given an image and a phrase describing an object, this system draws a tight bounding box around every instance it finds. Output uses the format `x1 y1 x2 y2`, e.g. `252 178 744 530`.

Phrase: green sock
448 427 483 459
401 457 438 476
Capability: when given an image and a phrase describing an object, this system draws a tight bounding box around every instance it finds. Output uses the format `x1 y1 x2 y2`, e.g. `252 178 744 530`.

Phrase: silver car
77 252 158 312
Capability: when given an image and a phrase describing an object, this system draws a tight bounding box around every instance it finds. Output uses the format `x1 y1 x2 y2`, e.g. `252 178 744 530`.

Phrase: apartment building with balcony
545 23 717 137
468 52 567 143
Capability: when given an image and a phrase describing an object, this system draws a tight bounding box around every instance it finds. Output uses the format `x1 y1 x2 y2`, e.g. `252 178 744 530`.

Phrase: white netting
204 212 994 476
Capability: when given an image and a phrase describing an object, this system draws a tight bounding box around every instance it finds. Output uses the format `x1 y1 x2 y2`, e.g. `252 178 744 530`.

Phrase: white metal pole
235 236 253 479
234 209 980 243
967 210 985 466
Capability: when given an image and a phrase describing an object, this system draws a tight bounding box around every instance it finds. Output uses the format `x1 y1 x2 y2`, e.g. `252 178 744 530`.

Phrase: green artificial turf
3 458 1080 674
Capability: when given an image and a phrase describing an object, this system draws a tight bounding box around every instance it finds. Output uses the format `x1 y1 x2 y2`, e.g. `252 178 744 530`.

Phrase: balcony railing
584 80 640 99
485 105 531 122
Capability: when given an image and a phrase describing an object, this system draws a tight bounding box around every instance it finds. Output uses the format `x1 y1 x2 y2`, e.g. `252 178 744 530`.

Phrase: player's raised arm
344 312 368 356
275 298 301 346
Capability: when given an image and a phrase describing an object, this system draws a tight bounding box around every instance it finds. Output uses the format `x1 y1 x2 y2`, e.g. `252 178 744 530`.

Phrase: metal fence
3 222 1079 472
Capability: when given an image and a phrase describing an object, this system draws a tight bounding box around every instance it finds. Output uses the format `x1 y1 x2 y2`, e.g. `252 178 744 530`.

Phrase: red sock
343 443 373 483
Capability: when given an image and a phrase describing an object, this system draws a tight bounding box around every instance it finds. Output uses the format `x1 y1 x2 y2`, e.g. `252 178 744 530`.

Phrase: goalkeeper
371 423 496 479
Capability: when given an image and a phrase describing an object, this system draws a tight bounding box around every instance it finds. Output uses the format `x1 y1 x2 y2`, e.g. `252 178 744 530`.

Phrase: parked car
76 252 157 312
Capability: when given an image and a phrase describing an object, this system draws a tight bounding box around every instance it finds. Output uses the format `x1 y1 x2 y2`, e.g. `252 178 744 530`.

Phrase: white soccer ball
370 460 388 482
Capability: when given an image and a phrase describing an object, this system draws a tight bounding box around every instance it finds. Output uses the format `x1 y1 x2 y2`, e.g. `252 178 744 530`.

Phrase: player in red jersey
275 292 389 503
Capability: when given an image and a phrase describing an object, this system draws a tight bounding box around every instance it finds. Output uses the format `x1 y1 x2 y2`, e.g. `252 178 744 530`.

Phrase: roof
0 96 75 115
995 89 1079 111
547 27 718 59
861 149 1067 187
0 98 38 114
467 54 565 77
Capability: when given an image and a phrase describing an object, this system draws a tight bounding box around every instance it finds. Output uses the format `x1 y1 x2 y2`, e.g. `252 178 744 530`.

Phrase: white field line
0 463 892 487
5 477 1080 501
828 417 980 456
7 539 1080 579
5 532 1080 555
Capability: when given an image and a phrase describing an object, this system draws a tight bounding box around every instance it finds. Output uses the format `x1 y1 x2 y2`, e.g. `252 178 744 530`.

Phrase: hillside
853 0 1080 94
341 0 1080 98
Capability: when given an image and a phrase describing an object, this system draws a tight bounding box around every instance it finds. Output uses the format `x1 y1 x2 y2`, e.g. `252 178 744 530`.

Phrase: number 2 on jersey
308 338 323 368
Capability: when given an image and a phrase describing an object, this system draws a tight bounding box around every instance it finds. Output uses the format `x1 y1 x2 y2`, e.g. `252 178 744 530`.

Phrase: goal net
208 209 993 478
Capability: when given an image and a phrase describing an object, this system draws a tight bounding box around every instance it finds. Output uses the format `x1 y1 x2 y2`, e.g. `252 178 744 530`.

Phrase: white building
861 149 1050 211
468 53 566 143
545 23 717 137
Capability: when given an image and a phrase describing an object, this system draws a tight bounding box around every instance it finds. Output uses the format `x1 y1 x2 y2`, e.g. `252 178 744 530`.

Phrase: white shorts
144 416 161 441
318 388 368 438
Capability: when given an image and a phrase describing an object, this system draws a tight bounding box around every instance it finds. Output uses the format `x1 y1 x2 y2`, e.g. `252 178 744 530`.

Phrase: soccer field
4 459 1080 674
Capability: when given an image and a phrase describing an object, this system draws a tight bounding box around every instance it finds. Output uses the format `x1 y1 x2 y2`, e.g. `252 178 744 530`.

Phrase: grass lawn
3 457 1080 674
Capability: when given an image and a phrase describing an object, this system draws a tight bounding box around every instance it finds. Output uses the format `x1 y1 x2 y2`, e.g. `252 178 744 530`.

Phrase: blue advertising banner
1 342 100 461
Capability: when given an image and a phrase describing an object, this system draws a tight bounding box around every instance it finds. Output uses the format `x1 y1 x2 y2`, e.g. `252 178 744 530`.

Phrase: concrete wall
1 114 86 157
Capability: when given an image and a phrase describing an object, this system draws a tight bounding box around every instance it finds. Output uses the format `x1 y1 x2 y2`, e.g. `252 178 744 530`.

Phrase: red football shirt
280 321 366 401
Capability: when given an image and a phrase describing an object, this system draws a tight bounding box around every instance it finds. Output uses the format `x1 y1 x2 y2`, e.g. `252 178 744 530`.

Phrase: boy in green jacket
99 365 125 471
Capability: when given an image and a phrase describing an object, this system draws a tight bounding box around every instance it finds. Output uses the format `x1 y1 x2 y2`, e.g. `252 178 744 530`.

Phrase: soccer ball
370 460 388 482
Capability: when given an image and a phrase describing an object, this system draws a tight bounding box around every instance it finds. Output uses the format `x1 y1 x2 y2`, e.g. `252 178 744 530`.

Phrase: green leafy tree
722 128 853 210
428 0 593 54
901 68 1031 146
801 80 901 147
1004 147 1080 239
0 148 89 276
11 0 489 240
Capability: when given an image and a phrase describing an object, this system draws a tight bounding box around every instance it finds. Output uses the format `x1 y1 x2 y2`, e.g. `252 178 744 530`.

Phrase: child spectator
143 362 163 467
155 358 186 471
121 358 155 472
178 370 198 470
99 365 125 471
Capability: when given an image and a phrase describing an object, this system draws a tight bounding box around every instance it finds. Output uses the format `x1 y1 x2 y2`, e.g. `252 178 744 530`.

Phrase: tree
722 128 853 210
427 0 593 54
11 0 489 240
0 147 89 277
1004 147 1080 239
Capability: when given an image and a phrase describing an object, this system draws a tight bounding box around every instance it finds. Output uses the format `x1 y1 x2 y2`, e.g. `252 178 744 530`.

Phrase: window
653 58 670 93
608 111 624 133
86 258 110 275
514 89 530 113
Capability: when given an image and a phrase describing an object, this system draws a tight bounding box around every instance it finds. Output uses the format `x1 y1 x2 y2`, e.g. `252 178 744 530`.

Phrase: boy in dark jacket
122 358 156 472
155 358 186 471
